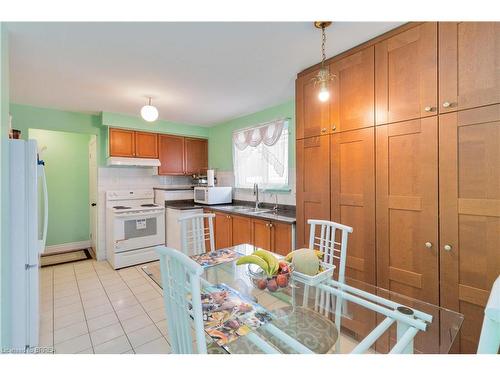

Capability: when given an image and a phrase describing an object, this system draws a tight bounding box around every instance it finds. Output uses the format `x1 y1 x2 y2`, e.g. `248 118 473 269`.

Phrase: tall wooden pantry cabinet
295 22 500 353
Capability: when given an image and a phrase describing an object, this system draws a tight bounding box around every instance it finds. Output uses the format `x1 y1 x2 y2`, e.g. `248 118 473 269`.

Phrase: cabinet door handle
444 244 452 252
424 106 434 112
331 124 336 131
425 242 433 249
442 101 452 108
321 128 327 133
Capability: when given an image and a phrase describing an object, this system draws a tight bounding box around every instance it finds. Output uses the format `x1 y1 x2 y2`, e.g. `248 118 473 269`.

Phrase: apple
267 279 278 292
276 274 288 288
257 279 267 290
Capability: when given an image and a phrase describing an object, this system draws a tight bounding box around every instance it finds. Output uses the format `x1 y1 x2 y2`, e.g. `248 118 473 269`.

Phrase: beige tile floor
40 258 364 354
40 259 171 354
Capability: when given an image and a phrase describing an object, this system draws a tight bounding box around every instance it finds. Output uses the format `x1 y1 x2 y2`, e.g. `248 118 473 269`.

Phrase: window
232 119 289 189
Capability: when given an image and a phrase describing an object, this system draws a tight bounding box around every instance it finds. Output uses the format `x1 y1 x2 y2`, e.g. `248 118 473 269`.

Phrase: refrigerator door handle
39 165 48 254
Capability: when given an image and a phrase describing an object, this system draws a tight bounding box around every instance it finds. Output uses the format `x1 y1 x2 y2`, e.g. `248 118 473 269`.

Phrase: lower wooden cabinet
252 219 272 250
271 222 293 256
439 105 500 353
210 211 294 255
214 212 232 250
376 117 440 305
231 215 253 246
296 135 330 248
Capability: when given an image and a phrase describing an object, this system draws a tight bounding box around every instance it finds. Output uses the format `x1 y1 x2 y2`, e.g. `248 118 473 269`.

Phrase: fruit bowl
247 262 294 292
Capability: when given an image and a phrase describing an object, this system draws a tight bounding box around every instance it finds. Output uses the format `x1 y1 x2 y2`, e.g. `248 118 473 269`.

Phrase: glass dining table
142 244 464 354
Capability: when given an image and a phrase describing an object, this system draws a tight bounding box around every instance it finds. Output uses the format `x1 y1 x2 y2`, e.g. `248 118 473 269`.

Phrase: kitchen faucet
253 183 260 209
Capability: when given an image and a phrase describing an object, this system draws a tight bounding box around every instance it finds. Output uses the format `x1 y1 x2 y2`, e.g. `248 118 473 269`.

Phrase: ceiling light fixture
140 97 159 122
313 21 335 102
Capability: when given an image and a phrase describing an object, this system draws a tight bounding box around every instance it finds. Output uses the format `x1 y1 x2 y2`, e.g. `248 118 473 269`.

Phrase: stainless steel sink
235 207 273 214
215 205 274 215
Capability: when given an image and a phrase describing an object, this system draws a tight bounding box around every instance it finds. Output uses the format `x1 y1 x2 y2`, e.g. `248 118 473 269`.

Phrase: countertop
153 185 194 191
163 200 296 224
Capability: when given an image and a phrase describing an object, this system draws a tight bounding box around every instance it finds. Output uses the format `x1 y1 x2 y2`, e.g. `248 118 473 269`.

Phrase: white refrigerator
9 139 48 351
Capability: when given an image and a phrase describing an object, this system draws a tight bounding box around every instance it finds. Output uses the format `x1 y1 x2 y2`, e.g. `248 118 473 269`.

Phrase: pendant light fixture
312 21 335 102
140 97 159 122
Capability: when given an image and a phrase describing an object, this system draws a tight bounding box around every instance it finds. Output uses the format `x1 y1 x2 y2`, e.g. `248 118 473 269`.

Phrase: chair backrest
477 275 500 354
307 219 353 338
307 219 353 284
155 245 207 354
178 213 215 256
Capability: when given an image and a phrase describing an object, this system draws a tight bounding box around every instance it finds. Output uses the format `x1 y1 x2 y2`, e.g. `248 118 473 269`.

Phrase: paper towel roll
207 169 215 187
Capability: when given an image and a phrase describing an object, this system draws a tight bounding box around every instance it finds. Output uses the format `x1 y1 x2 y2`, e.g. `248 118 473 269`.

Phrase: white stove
105 189 165 269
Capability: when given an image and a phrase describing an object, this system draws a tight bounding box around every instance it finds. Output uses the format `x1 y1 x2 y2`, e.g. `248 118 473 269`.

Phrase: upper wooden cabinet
109 127 208 175
109 128 158 158
296 68 331 139
135 131 158 158
439 22 500 114
439 105 500 353
296 135 330 248
109 128 135 157
158 135 208 176
330 46 375 132
158 134 185 175
375 23 438 125
184 137 208 175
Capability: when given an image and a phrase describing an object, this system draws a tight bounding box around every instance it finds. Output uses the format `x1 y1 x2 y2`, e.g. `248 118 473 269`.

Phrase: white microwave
194 186 232 205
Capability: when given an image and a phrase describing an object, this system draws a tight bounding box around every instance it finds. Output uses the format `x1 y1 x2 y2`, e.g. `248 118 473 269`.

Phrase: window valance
232 119 287 151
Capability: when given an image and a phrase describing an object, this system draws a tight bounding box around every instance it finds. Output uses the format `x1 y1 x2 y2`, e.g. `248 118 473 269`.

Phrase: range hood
106 157 161 167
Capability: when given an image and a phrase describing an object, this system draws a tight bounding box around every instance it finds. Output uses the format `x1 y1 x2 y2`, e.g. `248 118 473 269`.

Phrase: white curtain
232 119 289 189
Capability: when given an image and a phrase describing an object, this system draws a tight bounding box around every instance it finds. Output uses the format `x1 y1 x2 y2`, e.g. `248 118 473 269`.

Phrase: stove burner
113 206 131 210
140 204 157 207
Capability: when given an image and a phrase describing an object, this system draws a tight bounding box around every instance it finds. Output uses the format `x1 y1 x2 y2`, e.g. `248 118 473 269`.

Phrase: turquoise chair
156 245 207 354
477 276 500 354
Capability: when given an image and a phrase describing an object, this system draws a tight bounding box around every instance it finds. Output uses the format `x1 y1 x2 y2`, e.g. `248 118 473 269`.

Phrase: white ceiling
7 22 403 126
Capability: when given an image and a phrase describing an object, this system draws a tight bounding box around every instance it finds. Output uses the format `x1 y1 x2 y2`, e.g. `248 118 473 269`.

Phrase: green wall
29 129 91 247
10 103 107 166
0 22 10 347
102 112 209 138
208 99 295 171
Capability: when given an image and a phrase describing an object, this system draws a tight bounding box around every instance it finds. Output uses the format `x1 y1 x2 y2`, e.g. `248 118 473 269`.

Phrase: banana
254 249 279 276
236 255 271 275
285 249 324 263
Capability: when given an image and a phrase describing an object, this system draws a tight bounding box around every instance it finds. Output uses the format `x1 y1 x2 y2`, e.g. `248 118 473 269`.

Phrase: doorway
88 135 98 255
28 129 97 256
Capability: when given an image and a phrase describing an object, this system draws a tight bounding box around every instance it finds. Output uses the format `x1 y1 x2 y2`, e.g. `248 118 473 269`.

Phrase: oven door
112 209 165 253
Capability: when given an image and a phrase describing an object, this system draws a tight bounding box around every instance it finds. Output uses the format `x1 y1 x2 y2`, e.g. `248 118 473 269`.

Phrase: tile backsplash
215 168 296 207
